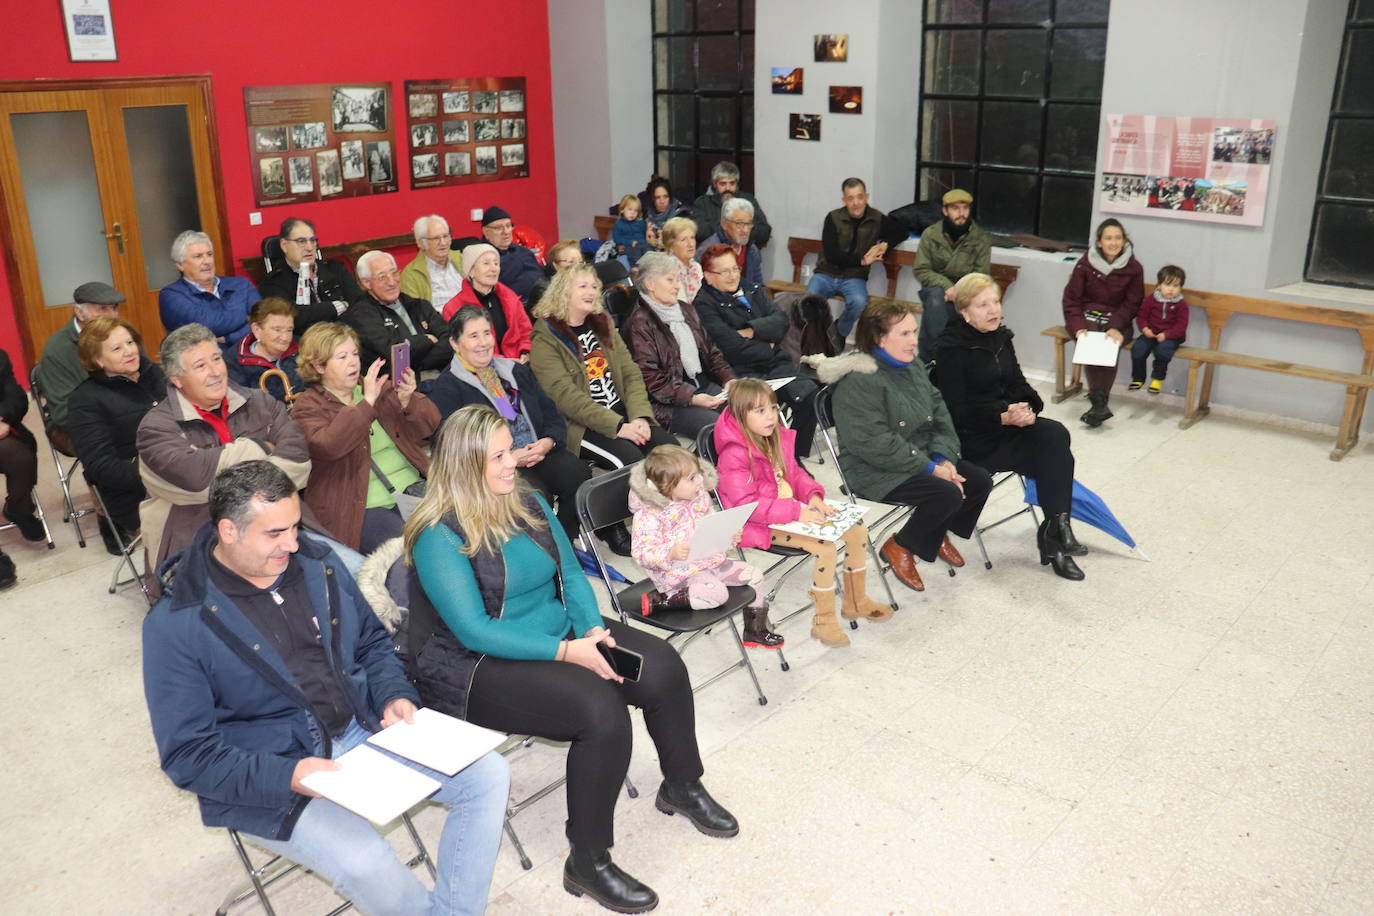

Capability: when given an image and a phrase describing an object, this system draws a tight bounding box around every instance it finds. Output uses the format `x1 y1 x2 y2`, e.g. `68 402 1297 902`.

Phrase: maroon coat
1062 249 1144 341
1135 293 1190 341
621 298 736 428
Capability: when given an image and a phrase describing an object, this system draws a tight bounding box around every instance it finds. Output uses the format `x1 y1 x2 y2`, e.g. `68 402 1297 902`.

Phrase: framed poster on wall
244 82 399 207
404 77 529 190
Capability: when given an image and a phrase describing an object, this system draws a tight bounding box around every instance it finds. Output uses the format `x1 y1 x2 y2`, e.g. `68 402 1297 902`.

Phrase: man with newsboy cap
914 189 992 363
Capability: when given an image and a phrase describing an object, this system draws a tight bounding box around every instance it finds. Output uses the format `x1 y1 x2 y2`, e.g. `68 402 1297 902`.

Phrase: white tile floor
3 378 1372 915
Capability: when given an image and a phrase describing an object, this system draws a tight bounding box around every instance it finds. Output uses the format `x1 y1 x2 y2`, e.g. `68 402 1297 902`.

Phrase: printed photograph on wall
340 140 365 180
445 151 471 176
789 113 821 141
255 126 288 152
408 93 438 118
404 77 530 188
410 122 438 148
412 153 439 180
473 91 498 113
474 118 499 141
501 118 526 139
499 89 525 112
475 145 498 174
331 87 387 132
316 149 343 196
1211 127 1273 164
828 85 862 114
259 158 286 197
443 120 469 144
288 156 314 193
292 122 327 150
442 91 470 114
771 67 803 94
501 144 525 167
814 34 848 62
365 140 393 183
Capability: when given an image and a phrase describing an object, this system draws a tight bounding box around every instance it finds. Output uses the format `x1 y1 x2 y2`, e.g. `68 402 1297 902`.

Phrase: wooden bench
765 236 1019 312
1041 287 1374 461
237 233 418 287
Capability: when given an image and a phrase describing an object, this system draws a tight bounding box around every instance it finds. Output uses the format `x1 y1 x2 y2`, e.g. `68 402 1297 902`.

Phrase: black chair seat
615 581 755 631
762 544 809 558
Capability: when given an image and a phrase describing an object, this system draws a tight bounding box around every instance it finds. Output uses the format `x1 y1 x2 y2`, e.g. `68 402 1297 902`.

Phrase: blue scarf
872 347 912 368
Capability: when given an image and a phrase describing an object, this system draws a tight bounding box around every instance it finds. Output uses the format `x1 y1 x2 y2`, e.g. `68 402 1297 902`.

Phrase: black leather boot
655 779 739 837
639 589 692 616
0 549 15 590
1037 519 1084 581
97 514 123 557
601 522 633 557
1053 512 1087 557
1080 389 1113 428
563 846 658 913
741 604 784 648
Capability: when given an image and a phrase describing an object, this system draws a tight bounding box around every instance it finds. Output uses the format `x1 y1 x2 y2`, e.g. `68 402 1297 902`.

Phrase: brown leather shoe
938 535 965 568
880 537 925 592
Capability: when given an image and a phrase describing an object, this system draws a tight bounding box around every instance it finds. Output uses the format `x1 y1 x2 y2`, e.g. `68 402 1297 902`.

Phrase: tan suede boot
810 586 850 647
840 566 894 622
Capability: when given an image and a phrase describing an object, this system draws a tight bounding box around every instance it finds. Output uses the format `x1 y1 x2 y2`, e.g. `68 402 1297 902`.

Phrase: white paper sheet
687 501 758 560
1071 331 1122 367
766 376 795 390
770 499 871 543
367 707 506 776
299 744 440 825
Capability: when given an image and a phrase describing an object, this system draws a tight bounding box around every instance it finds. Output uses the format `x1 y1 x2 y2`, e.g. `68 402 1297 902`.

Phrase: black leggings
0 437 37 514
519 446 592 538
967 419 1075 519
463 617 703 848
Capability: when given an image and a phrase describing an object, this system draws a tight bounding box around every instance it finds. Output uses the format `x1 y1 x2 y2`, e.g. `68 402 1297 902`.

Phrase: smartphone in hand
596 642 644 682
390 340 411 383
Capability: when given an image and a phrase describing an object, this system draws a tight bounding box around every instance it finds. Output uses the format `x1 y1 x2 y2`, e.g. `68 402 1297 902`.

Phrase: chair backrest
695 422 719 465
811 386 856 504
575 465 634 533
27 365 55 428
260 234 283 273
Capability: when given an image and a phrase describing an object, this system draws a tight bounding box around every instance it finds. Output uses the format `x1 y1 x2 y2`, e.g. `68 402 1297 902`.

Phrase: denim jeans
244 718 510 916
806 272 870 338
917 286 956 365
1130 337 1181 381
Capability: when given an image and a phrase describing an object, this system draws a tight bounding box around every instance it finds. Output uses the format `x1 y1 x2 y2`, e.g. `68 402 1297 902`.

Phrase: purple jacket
1135 293 1190 341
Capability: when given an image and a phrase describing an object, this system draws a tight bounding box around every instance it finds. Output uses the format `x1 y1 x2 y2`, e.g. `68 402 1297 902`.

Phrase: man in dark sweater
806 177 909 339
256 216 363 337
341 250 452 372
480 205 544 302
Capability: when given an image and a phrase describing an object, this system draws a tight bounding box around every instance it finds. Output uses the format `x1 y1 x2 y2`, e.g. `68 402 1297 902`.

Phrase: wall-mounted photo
412 153 439 180
771 67 804 94
789 113 822 141
316 149 343 197
814 34 848 62
365 140 393 183
292 122 327 150
255 126 288 152
828 85 862 114
474 118 499 141
501 143 525 167
443 120 470 144
445 151 471 177
499 89 524 112
288 156 314 194
472 91 498 114
410 122 438 148
501 118 525 139
331 87 387 132
259 157 286 197
442 91 470 114
475 144 498 175
1211 126 1273 164
408 93 438 119
340 140 365 181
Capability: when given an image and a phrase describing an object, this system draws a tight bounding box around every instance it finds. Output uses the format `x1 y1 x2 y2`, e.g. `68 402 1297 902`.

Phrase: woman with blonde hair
405 405 737 913
291 322 439 552
659 216 703 302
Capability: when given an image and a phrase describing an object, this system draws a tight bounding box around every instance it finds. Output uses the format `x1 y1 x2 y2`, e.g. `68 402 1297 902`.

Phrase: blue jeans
1130 337 1181 381
917 286 956 365
244 719 510 916
807 272 870 337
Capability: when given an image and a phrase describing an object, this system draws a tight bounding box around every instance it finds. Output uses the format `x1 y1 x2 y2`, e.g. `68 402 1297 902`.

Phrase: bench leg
1330 385 1366 461
1050 340 1082 403
1198 362 1217 413
1179 360 1208 429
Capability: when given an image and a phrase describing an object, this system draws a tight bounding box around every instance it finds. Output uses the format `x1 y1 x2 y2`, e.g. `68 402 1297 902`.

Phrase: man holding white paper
143 461 508 915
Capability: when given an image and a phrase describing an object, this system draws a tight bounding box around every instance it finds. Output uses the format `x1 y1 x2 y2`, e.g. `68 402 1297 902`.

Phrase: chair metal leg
503 816 533 870
974 528 993 570
219 830 282 916
726 616 768 706
29 488 55 550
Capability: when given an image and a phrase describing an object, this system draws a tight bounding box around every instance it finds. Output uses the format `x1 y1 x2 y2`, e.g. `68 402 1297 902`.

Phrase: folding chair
86 481 153 605
0 487 55 550
27 366 93 547
575 468 769 706
813 386 918 597
971 473 1040 570
215 812 433 916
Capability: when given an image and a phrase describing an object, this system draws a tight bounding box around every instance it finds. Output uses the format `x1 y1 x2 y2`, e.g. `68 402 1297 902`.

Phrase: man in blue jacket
142 461 508 915
158 230 259 344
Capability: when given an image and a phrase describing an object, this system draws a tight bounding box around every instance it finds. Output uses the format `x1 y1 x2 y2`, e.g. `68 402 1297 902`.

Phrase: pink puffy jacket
712 408 825 550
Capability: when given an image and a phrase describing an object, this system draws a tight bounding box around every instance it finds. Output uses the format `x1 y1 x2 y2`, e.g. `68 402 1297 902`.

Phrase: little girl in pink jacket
628 444 781 648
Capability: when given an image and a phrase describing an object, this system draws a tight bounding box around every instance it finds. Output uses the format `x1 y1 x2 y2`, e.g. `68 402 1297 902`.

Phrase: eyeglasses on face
285 236 319 245
706 266 741 275
422 233 452 242
727 219 754 227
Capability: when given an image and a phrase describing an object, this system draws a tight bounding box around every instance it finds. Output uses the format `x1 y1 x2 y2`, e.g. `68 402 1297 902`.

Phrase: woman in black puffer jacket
934 273 1085 581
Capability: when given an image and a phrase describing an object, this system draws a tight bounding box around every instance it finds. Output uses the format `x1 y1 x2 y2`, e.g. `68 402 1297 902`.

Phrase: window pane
921 99 978 162
655 37 694 90
1045 103 1099 172
699 97 736 149
654 0 694 31
981 101 1042 167
1355 0 1374 21
1051 29 1106 99
741 0 754 29
1336 30 1374 114
658 150 695 199
1055 0 1109 23
738 154 754 190
925 30 981 95
696 0 738 29
124 105 202 289
1308 202 1374 287
919 166 976 202
1322 118 1374 200
988 0 1051 22
985 29 1047 97
697 35 740 90
977 171 1038 235
741 94 754 151
927 0 983 23
1039 175 1094 243
656 94 696 147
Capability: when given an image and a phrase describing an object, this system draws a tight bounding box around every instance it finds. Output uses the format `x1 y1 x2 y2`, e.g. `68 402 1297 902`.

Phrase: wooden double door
0 77 228 363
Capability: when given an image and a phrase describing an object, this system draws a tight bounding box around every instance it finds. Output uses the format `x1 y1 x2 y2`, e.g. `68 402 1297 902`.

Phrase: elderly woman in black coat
933 273 1085 581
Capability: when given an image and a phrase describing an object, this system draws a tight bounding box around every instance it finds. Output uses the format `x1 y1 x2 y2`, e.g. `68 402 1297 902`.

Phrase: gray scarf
645 297 702 378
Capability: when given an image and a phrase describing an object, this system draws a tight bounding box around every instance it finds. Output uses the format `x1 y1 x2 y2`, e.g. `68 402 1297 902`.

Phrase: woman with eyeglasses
257 216 363 336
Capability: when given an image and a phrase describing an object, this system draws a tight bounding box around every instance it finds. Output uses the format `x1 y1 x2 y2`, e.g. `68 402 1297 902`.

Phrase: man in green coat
914 189 991 362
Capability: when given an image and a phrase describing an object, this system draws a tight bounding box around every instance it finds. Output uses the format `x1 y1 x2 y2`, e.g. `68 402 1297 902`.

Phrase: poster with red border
1099 114 1275 227
404 77 529 190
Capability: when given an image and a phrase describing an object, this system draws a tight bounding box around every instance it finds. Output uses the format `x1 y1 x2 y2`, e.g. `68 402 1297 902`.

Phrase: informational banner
243 82 399 207
1099 115 1276 227
403 77 529 190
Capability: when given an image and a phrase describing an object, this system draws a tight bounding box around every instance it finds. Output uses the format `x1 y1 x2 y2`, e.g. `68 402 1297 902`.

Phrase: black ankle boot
601 522 633 557
0 549 15 590
1053 512 1087 557
655 779 739 837
97 514 123 557
3 501 44 542
564 846 658 913
1080 389 1113 428
741 604 784 648
1037 519 1084 581
639 589 692 616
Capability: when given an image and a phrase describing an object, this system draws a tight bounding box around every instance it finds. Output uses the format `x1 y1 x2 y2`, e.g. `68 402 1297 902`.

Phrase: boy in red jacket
1129 265 1190 394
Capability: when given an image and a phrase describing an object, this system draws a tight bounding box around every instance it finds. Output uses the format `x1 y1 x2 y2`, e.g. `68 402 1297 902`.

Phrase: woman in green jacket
814 301 992 592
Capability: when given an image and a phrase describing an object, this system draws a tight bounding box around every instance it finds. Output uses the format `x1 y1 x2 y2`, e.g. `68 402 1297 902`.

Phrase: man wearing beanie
480 206 544 302
914 188 991 363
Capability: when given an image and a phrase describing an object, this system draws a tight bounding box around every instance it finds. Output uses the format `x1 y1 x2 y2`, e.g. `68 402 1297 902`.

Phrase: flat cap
73 281 126 306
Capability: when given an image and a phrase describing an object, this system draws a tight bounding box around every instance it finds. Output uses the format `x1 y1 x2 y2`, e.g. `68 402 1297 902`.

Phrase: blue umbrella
576 547 628 583
1023 478 1139 551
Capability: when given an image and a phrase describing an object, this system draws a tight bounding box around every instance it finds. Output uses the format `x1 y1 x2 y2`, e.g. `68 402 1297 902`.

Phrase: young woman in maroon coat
1061 218 1144 428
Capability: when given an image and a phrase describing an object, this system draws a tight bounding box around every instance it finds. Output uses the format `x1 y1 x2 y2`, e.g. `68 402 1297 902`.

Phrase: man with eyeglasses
258 216 363 336
694 196 765 289
807 177 910 340
341 250 452 373
400 214 465 312
689 160 771 248
479 206 544 302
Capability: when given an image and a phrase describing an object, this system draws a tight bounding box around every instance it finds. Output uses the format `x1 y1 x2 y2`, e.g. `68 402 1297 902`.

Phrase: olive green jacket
913 221 991 290
814 351 962 499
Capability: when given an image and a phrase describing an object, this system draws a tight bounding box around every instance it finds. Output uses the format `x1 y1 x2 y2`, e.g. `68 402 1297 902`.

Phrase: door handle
101 221 125 255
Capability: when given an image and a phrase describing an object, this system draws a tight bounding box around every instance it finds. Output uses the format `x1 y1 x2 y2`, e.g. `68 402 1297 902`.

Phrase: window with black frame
1306 0 1374 288
652 0 755 201
918 0 1108 244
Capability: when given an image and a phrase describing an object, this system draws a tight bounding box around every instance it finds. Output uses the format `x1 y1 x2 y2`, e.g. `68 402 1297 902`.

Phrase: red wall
0 0 557 378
